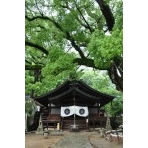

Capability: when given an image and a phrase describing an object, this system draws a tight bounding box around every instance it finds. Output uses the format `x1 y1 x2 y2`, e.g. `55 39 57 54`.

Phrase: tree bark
95 0 115 31
25 40 49 55
25 65 42 70
108 62 123 92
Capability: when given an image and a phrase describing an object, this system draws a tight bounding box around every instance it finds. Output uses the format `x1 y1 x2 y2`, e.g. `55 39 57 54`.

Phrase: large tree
81 69 123 118
25 0 123 95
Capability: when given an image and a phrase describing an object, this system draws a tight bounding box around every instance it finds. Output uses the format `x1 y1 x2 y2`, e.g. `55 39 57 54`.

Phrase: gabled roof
34 80 115 107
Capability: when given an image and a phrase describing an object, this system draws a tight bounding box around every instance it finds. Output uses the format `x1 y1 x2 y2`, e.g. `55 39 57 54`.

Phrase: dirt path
25 133 63 148
25 131 123 148
89 133 123 148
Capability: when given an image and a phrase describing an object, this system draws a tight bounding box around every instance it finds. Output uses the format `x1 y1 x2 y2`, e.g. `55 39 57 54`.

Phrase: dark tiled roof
33 80 115 107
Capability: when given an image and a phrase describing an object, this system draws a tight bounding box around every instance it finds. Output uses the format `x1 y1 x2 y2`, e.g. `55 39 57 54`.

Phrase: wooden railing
89 114 107 129
42 114 61 130
61 119 87 130
41 114 107 130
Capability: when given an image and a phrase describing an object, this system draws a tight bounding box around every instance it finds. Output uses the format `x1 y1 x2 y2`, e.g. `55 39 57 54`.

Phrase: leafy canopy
25 0 123 97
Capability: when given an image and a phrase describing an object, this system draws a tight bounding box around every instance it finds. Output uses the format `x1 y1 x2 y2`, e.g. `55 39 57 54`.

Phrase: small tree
25 98 37 129
104 95 123 129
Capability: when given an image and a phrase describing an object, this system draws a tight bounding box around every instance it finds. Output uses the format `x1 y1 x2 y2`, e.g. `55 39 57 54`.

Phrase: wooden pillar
61 117 63 130
86 118 89 130
97 103 100 117
97 103 100 128
48 102 51 117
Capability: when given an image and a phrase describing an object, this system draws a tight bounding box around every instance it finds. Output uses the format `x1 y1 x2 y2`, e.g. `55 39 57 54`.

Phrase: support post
25 113 27 132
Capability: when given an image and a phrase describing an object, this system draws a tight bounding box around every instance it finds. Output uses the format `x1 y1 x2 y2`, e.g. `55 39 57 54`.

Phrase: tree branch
95 0 115 31
25 15 64 32
60 4 93 32
73 58 97 69
26 56 123 92
25 65 42 70
69 37 85 59
74 57 122 92
25 59 31 64
26 15 85 58
74 0 93 33
108 61 123 92
35 0 44 16
25 40 49 55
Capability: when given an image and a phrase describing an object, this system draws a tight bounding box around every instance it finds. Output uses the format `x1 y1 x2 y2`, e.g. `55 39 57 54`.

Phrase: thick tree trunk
108 63 123 92
95 0 115 31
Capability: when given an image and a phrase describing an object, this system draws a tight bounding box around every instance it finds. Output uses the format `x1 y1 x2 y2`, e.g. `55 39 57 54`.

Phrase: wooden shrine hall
34 80 115 131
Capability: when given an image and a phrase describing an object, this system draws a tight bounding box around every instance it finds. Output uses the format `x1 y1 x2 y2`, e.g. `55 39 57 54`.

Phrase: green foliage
81 69 120 95
81 69 123 117
88 28 123 69
39 53 78 95
25 0 123 97
25 98 36 117
26 46 83 96
104 95 123 117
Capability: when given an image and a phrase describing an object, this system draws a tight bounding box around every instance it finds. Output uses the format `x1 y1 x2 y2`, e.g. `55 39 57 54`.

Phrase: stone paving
53 132 92 148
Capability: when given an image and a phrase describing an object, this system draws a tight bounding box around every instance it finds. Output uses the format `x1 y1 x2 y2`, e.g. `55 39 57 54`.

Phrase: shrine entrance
33 80 115 131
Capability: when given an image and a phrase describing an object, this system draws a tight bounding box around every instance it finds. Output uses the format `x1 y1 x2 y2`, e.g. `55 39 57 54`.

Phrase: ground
25 130 123 148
